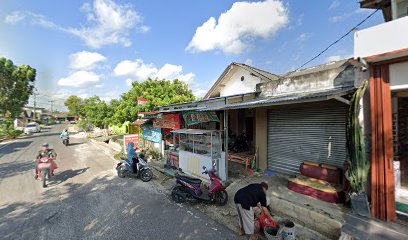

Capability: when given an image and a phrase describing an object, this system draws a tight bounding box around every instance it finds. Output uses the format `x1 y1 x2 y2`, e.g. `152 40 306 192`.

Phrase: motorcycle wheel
214 189 228 206
42 171 48 188
171 186 186 203
117 169 126 178
140 169 153 182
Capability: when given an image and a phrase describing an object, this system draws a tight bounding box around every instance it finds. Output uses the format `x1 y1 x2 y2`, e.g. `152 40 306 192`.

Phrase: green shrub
0 121 23 139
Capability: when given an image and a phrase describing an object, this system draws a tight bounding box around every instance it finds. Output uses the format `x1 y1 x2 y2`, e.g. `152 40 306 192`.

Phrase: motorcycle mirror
202 166 206 170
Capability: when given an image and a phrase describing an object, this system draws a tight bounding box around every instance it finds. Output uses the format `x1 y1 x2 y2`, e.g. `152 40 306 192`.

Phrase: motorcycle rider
127 142 139 173
34 143 57 179
60 128 69 141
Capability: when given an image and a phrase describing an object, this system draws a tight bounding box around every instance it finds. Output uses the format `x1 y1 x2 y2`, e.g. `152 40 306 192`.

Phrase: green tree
112 78 195 124
83 96 113 128
0 57 36 119
64 95 85 116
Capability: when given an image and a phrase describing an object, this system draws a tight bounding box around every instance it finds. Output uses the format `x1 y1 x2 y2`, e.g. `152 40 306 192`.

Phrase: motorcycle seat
177 175 202 184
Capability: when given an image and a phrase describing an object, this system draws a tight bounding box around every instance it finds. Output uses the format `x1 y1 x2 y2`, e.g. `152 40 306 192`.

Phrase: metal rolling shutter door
267 105 348 176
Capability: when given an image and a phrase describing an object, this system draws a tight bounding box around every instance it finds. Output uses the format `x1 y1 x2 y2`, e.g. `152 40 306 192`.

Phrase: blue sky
0 0 384 111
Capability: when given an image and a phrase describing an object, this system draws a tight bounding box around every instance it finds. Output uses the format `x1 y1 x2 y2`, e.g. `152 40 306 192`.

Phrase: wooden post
370 64 396 221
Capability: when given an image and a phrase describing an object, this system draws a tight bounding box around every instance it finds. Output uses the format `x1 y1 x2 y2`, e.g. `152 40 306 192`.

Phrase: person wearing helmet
34 143 57 179
60 128 69 139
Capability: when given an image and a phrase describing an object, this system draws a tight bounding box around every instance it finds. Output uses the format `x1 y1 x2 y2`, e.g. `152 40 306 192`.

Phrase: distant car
24 122 41 134
69 120 77 124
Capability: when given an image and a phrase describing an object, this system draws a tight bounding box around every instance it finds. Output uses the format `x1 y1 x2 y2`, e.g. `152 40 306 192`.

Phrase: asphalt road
0 125 238 240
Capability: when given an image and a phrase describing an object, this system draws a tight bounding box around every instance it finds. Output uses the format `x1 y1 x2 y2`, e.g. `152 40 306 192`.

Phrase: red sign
137 97 148 106
123 134 140 153
153 114 180 129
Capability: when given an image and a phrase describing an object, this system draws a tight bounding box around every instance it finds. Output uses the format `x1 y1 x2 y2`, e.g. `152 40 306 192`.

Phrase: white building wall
219 68 262 97
390 61 408 90
354 16 408 58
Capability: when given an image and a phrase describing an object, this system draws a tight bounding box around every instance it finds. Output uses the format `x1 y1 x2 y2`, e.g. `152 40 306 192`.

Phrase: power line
276 8 379 81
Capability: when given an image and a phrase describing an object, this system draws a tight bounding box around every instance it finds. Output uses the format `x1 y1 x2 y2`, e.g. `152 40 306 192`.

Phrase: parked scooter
36 157 55 188
171 163 228 205
116 156 153 182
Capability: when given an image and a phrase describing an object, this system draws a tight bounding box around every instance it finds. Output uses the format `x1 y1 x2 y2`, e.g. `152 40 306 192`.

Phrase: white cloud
178 73 195 84
69 51 106 70
4 0 149 48
186 0 288 55
245 59 253 66
126 78 133 87
100 89 120 102
5 12 26 24
114 59 157 81
57 71 101 88
329 9 374 23
296 14 304 27
114 59 195 83
193 89 207 98
329 0 340 10
156 64 182 80
296 33 310 44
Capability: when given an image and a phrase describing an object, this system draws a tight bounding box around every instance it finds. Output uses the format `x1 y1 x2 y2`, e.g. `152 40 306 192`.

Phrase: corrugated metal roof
202 87 355 111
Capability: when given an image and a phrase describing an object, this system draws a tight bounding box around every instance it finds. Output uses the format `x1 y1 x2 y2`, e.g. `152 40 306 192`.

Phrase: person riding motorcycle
127 142 139 173
34 143 57 179
60 129 69 140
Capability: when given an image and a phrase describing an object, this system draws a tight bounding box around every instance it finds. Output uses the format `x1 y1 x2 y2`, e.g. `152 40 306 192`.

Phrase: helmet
42 143 49 147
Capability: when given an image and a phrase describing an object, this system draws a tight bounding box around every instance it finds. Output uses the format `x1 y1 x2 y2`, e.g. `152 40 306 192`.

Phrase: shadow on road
67 142 84 146
0 174 237 240
0 141 33 157
0 160 34 179
51 168 88 185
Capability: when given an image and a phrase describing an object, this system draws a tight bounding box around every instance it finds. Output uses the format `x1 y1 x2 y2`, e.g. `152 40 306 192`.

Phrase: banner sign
183 111 220 126
144 113 162 119
153 114 180 129
142 125 162 143
137 97 148 106
123 134 140 153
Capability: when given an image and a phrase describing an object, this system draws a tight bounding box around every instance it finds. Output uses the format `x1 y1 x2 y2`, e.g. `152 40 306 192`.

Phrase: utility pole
33 89 39 121
48 100 55 115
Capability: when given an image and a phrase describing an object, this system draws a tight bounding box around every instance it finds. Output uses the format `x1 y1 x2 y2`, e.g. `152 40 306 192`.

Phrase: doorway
393 91 408 219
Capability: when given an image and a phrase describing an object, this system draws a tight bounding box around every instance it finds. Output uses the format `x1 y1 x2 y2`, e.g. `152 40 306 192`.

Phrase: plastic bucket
282 220 295 240
264 226 282 240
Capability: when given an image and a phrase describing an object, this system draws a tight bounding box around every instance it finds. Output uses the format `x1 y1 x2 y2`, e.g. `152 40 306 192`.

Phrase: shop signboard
123 134 140 153
153 114 180 129
137 97 148 106
183 111 220 126
142 125 162 143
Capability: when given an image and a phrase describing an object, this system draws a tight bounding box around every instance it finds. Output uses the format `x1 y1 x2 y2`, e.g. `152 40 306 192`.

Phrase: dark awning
203 87 356 111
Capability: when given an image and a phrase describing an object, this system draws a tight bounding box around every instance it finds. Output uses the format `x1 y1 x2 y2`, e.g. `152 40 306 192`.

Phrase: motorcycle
116 157 153 182
171 163 228 205
36 157 55 188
